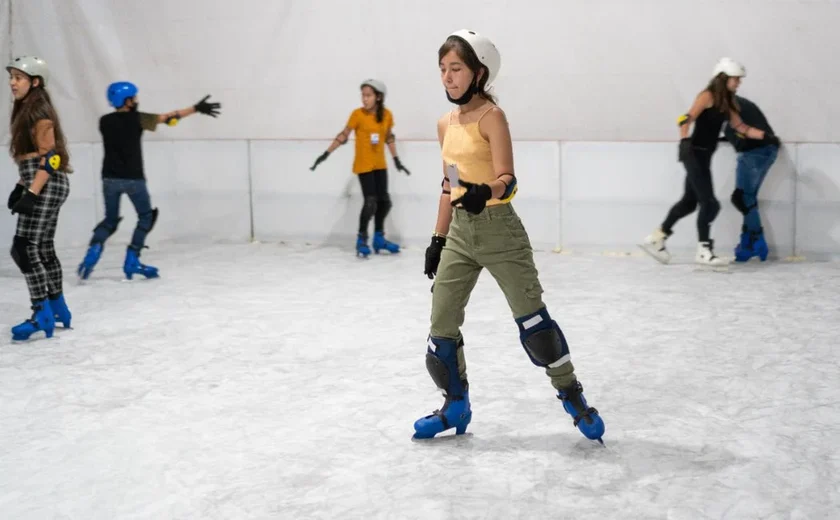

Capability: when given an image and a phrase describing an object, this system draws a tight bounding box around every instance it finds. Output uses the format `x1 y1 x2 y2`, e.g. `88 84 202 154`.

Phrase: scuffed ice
1 243 838 519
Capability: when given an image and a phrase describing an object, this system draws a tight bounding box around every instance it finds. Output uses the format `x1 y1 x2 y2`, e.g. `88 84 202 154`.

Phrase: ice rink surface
1 242 838 519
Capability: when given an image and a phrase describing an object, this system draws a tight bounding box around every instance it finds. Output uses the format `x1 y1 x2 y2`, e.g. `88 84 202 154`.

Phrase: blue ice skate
413 337 472 439
77 243 103 280
413 392 472 439
49 293 72 329
372 231 400 254
356 234 371 258
124 247 159 280
557 381 605 443
11 299 55 341
734 227 768 262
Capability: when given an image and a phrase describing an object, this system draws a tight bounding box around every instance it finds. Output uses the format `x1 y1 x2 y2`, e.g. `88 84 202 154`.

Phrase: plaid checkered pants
14 158 70 301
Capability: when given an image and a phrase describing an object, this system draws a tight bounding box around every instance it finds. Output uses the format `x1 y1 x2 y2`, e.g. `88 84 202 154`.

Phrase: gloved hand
11 189 37 215
678 138 693 163
7 184 24 210
310 151 330 171
394 156 411 175
424 235 446 279
194 95 221 117
450 180 492 215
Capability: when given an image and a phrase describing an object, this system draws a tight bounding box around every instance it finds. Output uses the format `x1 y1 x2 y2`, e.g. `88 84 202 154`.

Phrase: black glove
678 138 693 163
424 235 446 279
394 156 410 175
310 151 330 171
7 184 24 210
763 133 781 147
11 189 37 215
194 95 221 117
450 180 492 215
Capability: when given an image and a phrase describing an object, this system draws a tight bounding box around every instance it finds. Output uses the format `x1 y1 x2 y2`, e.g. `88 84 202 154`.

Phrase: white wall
3 0 840 143
3 141 840 266
2 1 839 266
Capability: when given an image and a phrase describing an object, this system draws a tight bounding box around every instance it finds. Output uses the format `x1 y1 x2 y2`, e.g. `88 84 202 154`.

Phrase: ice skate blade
637 244 670 264
411 431 474 443
693 263 730 273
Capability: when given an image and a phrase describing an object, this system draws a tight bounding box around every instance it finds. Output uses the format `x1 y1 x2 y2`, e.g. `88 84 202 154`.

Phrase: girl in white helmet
6 56 73 341
414 30 605 443
309 79 410 257
640 57 779 266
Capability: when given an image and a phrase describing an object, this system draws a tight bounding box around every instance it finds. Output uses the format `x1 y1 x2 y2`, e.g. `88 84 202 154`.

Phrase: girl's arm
677 90 713 138
157 105 197 124
386 126 410 174
479 107 516 200
29 119 56 195
158 95 221 124
434 116 453 236
326 127 353 153
729 110 766 140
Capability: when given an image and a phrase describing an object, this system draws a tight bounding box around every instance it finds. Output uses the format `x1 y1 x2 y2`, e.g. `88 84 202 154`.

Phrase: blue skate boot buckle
11 300 56 341
372 231 400 254
413 392 472 439
557 381 605 444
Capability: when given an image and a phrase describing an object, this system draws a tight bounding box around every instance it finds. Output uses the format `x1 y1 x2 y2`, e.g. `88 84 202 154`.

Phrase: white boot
696 240 728 266
640 228 672 264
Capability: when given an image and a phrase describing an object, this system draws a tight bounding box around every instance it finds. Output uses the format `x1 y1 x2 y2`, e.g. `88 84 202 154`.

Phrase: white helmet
713 57 745 78
361 79 386 96
449 29 501 86
6 55 50 86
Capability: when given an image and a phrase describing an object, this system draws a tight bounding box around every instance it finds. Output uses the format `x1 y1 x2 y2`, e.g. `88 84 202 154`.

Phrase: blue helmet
107 81 138 108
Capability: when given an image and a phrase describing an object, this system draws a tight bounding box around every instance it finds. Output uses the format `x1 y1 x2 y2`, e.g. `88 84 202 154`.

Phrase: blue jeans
736 145 778 233
91 178 155 250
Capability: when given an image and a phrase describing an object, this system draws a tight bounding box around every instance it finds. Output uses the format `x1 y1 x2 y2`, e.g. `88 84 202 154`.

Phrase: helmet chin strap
446 77 480 105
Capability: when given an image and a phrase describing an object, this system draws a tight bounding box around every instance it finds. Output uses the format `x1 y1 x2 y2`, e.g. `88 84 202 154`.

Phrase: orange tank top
441 105 509 207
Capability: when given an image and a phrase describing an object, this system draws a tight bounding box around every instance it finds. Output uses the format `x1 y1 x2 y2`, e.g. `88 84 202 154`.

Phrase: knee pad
92 216 123 240
700 197 720 220
11 236 33 273
138 207 159 233
516 308 571 368
731 188 757 215
425 336 467 398
675 198 698 214
730 189 748 215
709 198 721 219
362 196 378 213
377 196 392 213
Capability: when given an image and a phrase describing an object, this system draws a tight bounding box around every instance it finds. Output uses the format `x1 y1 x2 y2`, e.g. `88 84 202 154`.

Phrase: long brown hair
9 83 71 171
438 36 497 104
706 73 740 115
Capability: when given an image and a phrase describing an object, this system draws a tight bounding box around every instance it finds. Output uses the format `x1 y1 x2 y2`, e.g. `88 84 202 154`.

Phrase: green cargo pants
430 203 576 390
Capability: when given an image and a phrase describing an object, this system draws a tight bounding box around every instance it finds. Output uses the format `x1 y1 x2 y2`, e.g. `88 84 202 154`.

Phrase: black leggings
662 147 720 242
357 169 392 235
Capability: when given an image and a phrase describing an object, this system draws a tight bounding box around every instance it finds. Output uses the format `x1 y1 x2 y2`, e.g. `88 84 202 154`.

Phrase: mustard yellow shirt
346 108 394 174
441 105 509 206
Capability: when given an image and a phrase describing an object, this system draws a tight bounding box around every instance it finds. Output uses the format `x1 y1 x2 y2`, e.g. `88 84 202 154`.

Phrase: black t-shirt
99 111 158 179
724 96 775 152
691 106 728 151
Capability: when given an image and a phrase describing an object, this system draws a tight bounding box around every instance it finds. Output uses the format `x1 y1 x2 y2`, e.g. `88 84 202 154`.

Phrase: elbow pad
677 114 690 127
499 176 518 202
42 150 61 174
